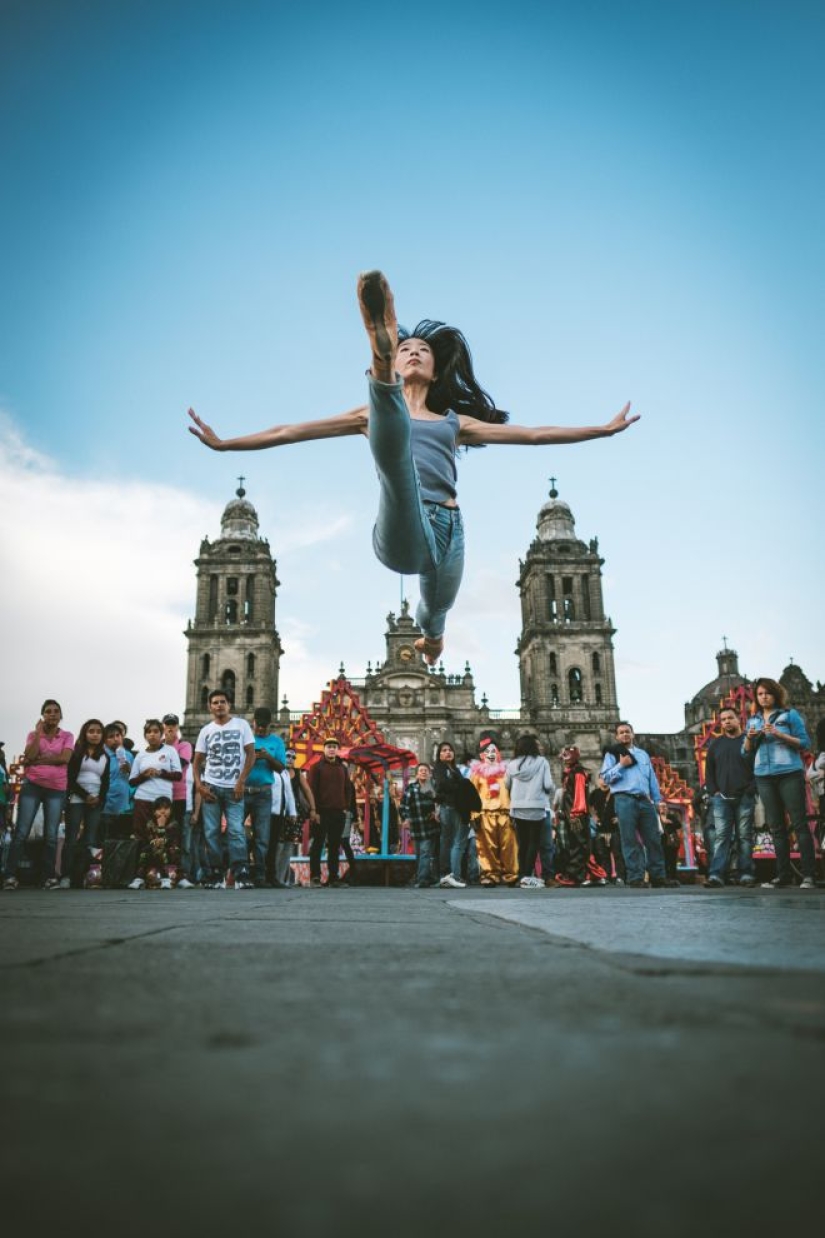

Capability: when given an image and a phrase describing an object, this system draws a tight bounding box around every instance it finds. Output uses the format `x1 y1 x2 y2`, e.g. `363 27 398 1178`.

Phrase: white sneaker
43 878 60 890
799 877 817 890
519 876 543 889
127 877 145 890
177 878 195 889
440 873 466 889
159 877 173 890
58 877 71 890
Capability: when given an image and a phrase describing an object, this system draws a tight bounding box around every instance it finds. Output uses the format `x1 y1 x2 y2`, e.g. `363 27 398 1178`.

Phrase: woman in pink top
4 699 74 890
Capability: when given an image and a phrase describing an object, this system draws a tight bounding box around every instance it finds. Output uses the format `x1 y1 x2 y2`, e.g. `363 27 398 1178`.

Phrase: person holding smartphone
744 677 814 889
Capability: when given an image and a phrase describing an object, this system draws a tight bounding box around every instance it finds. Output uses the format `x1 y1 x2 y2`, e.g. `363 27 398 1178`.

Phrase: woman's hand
188 408 225 451
604 403 640 436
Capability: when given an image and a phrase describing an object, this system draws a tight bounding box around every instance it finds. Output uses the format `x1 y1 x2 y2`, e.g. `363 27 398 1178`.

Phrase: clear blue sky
2 0 822 752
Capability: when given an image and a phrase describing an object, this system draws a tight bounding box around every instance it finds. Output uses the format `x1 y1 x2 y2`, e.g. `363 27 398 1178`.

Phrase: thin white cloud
0 415 215 752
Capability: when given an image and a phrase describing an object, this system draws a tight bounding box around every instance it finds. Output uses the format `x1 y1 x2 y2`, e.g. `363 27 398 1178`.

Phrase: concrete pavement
1 884 823 1237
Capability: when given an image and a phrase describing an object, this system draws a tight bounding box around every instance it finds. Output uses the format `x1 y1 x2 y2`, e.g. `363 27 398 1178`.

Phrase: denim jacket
743 709 809 777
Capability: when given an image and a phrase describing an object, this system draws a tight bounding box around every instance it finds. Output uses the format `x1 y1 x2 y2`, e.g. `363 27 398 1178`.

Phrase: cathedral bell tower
182 481 283 739
515 480 619 762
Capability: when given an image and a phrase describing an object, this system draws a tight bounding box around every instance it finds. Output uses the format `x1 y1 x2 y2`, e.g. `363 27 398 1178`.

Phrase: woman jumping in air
188 271 638 663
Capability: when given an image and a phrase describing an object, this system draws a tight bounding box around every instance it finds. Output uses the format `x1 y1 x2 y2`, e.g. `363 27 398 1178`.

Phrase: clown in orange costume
470 735 518 887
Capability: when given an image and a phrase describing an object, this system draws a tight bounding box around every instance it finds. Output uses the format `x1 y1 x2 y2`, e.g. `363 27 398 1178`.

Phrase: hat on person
162 713 179 726
323 735 340 746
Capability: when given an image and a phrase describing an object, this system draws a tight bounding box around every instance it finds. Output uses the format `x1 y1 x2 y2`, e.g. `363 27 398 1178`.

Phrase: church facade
182 483 823 784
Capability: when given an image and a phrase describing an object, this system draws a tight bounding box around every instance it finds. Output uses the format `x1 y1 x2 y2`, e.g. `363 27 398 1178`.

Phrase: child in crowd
63 718 110 888
400 763 440 888
129 719 182 838
128 797 184 890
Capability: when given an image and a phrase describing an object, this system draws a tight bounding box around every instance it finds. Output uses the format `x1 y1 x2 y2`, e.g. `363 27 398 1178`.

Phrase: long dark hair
435 742 457 767
399 320 508 425
514 734 540 758
75 718 105 760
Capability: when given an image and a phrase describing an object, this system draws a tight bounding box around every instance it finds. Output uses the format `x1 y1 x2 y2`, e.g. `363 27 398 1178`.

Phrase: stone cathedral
182 479 624 765
181 481 823 777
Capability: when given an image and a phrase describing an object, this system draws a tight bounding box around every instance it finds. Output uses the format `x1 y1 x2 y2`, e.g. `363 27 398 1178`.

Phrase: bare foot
414 635 444 665
357 270 397 382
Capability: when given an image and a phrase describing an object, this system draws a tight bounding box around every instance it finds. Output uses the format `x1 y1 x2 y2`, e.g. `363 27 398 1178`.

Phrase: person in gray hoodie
505 735 555 887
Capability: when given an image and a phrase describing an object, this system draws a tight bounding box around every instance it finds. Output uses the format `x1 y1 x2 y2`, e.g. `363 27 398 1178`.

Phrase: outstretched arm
188 405 369 452
457 403 639 447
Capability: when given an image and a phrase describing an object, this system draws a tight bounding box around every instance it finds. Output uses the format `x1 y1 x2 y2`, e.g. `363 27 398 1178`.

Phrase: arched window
595 683 603 705
549 652 557 675
245 575 255 623
550 683 559 706
568 667 583 703
227 577 239 595
592 652 601 674
202 653 211 677
247 652 255 675
221 669 236 702
246 684 254 707
208 575 218 621
200 685 208 709
225 598 238 624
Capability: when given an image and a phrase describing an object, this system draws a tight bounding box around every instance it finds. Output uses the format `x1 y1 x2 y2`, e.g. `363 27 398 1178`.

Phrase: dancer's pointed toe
357 270 398 382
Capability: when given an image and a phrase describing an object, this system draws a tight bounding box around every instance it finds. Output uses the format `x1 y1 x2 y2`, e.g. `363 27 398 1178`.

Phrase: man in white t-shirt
193 690 256 889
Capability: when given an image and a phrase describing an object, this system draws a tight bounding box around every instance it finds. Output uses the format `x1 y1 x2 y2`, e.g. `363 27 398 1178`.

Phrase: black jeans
310 810 345 881
756 771 815 880
513 818 542 878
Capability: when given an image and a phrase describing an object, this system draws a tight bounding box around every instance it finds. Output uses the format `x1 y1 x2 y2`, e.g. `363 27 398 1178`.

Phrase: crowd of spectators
2 677 822 892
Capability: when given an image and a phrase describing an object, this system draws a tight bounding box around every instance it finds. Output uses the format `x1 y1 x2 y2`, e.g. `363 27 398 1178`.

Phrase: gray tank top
410 410 460 503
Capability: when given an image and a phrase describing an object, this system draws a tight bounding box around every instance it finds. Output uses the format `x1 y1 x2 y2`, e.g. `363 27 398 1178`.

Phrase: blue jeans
413 836 438 886
244 788 272 879
62 801 103 881
201 784 249 876
439 805 469 877
539 813 555 879
709 792 756 882
463 833 480 883
756 771 815 880
6 783 65 881
368 376 465 639
182 813 209 882
613 794 666 883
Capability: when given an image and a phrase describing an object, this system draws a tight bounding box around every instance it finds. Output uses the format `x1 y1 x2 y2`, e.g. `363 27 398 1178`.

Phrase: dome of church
220 485 260 540
536 482 577 542
688 647 745 710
